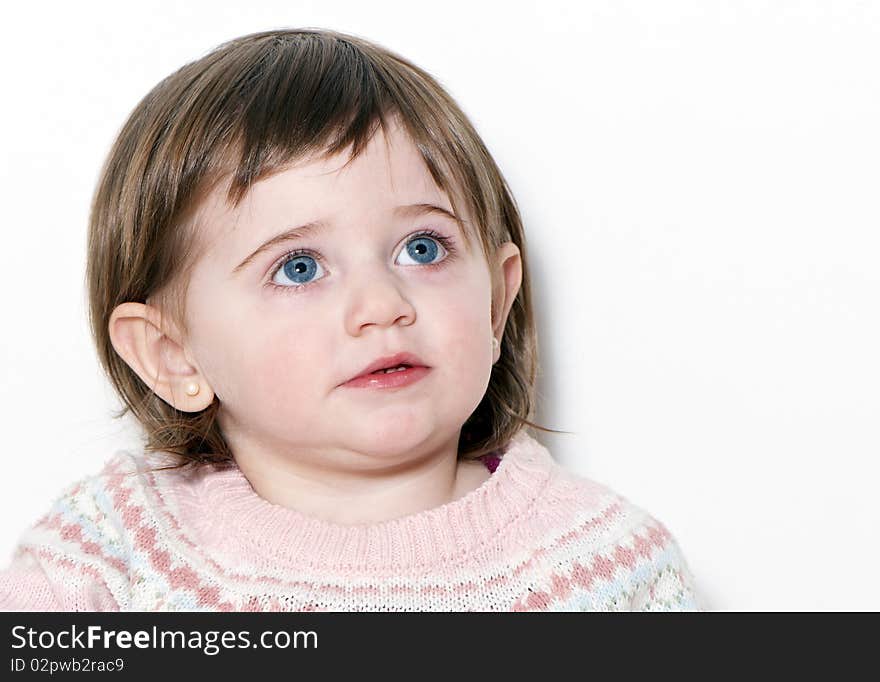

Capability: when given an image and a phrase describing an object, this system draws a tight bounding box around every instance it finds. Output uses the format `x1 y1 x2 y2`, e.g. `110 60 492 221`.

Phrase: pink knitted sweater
0 430 704 611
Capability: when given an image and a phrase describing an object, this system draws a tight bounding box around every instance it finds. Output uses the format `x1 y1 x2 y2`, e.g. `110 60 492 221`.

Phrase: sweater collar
159 429 557 573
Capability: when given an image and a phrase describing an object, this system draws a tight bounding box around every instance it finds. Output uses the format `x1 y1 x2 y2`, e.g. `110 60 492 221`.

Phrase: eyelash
265 228 458 296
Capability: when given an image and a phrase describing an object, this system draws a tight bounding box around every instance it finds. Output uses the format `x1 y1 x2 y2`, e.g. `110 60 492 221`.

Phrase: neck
153 429 554 573
223 430 489 526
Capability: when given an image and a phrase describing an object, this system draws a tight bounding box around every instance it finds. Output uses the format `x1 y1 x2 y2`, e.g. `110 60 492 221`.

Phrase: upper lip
343 352 429 384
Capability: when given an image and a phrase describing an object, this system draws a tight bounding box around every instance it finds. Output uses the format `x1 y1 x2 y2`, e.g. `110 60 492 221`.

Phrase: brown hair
86 27 569 472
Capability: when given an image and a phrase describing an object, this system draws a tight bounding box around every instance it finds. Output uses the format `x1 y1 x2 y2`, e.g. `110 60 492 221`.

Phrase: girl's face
179 118 521 471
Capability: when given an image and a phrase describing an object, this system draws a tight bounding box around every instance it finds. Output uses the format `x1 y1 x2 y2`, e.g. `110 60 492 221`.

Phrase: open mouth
342 363 430 389
370 364 412 375
345 351 429 384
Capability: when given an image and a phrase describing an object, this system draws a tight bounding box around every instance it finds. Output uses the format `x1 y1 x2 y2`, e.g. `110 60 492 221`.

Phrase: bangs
172 30 482 251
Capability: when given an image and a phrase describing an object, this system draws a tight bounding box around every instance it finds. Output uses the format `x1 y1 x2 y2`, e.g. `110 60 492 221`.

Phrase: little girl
0 28 704 611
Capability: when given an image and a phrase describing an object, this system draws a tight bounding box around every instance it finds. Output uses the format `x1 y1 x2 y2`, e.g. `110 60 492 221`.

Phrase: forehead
194 120 457 254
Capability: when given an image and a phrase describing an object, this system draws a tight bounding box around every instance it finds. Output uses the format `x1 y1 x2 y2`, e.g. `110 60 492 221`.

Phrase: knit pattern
0 430 705 611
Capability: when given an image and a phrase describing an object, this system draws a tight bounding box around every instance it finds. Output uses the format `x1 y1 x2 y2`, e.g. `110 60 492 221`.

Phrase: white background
1 0 878 611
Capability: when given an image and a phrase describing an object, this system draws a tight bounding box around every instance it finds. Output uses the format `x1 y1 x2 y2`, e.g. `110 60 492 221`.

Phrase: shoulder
532 461 669 558
6 449 182 564
506 433 658 548
512 437 706 610
8 450 149 563
0 449 154 610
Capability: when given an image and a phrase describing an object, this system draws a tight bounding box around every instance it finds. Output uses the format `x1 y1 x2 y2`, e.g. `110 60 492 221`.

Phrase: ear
107 302 214 412
490 242 523 364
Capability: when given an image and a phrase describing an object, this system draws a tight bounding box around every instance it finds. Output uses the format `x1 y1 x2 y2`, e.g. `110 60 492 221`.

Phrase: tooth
370 364 411 375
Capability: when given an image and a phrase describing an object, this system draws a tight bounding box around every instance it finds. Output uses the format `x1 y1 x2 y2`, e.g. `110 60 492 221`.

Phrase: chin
355 418 449 454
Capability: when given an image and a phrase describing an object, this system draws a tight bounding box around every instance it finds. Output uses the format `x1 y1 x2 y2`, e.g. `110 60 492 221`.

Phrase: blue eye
279 254 321 286
268 229 457 294
398 235 441 266
267 252 325 292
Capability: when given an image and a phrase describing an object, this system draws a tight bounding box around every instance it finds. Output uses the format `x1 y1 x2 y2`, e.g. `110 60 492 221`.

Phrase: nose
344 266 416 336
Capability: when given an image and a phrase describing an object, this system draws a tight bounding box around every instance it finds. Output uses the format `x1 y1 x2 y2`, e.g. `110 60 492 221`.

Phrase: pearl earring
491 337 499 349
185 382 200 396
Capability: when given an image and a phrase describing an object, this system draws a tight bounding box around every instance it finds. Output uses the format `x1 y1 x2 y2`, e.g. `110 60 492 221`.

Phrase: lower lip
342 366 430 389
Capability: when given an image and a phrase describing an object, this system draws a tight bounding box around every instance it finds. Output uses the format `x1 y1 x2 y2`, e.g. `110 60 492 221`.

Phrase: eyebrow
231 203 467 276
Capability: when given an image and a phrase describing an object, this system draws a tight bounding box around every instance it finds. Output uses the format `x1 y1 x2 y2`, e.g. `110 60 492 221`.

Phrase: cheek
427 269 493 373
193 296 328 408
245 322 329 407
439 303 488 355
